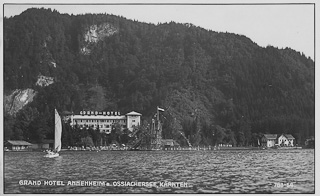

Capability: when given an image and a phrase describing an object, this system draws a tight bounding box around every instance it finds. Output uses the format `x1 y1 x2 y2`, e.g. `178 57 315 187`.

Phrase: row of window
79 124 127 129
75 119 126 123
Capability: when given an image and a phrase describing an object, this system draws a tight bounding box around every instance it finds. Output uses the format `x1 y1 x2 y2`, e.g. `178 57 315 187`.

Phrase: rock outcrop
36 75 54 87
4 89 37 116
84 23 118 43
81 23 118 54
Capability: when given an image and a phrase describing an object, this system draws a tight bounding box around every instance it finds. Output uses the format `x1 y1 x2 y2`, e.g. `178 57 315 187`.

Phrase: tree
28 116 49 143
88 127 101 146
4 114 15 140
120 130 130 145
13 107 40 141
81 136 94 147
213 125 226 146
224 129 237 146
237 132 245 147
111 122 123 144
241 121 252 146
135 120 152 149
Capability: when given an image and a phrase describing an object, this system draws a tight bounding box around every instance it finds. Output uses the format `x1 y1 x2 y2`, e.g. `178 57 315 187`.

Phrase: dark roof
6 140 33 146
42 139 54 144
126 111 142 116
284 134 295 139
162 139 174 145
162 139 180 146
263 134 278 139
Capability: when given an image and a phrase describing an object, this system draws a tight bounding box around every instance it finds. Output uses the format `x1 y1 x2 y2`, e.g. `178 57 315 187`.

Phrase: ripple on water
4 149 314 193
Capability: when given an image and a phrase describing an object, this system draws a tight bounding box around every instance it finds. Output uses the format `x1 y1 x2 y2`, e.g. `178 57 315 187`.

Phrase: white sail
54 109 62 152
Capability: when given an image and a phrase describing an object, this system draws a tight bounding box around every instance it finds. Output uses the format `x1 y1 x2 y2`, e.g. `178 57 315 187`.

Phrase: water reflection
4 149 314 193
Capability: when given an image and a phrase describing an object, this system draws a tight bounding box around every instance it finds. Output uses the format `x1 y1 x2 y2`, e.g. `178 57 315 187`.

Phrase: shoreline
4 146 309 152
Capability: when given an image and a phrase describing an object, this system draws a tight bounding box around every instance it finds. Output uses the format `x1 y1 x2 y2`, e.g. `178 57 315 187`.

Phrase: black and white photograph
2 1 316 194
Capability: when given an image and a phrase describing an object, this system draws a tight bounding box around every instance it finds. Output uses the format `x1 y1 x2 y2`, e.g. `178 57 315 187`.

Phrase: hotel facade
70 111 141 134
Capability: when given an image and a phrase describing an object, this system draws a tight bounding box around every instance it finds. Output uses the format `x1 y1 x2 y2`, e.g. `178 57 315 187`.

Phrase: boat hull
44 153 59 158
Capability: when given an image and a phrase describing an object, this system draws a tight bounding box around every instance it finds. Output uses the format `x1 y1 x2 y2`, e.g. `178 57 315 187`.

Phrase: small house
261 134 278 148
5 140 33 151
30 139 54 149
279 134 295 147
161 139 180 150
261 134 295 148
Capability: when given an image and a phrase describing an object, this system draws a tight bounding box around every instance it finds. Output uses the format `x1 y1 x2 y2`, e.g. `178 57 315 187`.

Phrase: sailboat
44 109 62 158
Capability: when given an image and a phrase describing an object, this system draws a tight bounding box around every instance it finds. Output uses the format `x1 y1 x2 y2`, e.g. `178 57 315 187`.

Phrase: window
132 120 135 122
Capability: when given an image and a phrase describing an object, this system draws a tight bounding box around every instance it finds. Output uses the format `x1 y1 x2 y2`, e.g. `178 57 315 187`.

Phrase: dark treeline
61 121 132 148
4 8 314 146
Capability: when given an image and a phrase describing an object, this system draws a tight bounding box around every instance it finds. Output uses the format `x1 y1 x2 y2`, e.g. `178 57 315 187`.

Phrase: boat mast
155 106 163 150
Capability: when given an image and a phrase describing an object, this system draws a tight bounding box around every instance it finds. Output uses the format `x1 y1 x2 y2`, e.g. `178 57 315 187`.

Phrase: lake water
4 149 314 194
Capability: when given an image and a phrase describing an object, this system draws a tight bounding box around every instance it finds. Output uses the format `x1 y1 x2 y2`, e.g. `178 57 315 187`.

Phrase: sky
2 3 315 59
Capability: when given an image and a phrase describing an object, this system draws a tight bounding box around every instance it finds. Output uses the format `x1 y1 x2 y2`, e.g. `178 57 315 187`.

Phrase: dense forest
4 8 314 147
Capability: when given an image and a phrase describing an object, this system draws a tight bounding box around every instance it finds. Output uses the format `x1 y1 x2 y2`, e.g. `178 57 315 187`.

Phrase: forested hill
4 8 314 146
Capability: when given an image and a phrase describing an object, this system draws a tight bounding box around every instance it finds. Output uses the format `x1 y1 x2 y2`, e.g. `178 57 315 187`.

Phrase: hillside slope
3 8 314 146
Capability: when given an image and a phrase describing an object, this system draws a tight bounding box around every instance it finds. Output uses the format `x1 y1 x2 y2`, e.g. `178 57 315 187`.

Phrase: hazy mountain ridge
3 8 314 146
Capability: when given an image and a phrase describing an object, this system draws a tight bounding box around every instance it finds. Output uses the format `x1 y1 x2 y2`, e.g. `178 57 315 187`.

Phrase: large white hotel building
70 111 141 134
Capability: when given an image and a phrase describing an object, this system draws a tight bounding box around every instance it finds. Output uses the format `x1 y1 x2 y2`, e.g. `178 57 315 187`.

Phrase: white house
261 133 295 148
261 134 278 148
278 134 295 147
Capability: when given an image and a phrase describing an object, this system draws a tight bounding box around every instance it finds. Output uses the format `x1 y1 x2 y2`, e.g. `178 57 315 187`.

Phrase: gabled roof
263 134 278 140
162 139 174 146
162 139 180 146
284 134 295 140
6 140 33 146
126 111 142 116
